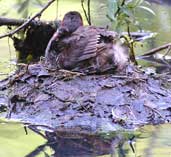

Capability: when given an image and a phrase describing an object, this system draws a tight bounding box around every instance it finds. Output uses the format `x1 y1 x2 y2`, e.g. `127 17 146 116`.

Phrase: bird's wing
74 26 110 62
77 34 99 61
58 26 116 68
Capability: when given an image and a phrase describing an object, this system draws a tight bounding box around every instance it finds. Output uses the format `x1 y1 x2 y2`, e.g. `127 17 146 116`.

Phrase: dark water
1 0 171 157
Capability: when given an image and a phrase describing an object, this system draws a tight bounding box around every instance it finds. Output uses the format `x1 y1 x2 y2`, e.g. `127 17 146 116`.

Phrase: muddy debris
0 63 171 134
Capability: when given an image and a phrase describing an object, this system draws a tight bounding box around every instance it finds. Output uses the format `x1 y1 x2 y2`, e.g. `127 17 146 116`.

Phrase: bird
45 11 129 74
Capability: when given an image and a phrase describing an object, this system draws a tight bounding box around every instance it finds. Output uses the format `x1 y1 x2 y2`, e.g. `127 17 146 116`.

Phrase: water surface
0 119 171 157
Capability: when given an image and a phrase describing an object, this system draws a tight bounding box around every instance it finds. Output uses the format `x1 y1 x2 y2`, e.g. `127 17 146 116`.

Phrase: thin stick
144 104 166 121
127 24 137 65
87 0 91 25
0 0 56 39
114 0 126 17
141 43 171 57
81 0 91 25
0 17 56 27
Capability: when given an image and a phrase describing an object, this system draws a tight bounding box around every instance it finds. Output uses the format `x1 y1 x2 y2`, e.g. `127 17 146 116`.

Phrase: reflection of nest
26 127 128 157
47 131 112 157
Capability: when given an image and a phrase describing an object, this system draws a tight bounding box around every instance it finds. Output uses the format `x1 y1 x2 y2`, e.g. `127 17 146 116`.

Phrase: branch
87 0 91 25
141 43 171 57
0 0 56 39
0 17 26 26
0 17 56 27
114 0 126 17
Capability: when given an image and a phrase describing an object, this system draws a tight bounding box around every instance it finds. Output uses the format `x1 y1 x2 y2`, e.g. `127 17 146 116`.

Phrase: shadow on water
1 119 171 157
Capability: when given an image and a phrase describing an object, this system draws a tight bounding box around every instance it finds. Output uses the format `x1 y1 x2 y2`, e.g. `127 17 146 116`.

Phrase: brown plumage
45 11 83 62
45 11 129 73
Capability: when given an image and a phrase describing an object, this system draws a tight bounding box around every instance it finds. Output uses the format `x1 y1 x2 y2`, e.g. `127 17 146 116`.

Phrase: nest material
1 63 171 133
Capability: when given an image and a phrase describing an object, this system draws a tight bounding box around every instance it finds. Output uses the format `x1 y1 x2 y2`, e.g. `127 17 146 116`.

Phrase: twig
114 0 126 17
163 45 171 57
144 103 166 121
141 43 171 57
0 0 56 39
81 0 91 25
27 125 47 139
111 75 147 82
127 24 137 65
81 0 89 24
87 0 91 25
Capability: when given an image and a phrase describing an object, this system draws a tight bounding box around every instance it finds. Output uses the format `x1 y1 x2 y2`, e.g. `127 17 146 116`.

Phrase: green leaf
126 0 144 8
121 7 134 18
138 5 156 16
33 0 44 7
17 0 29 13
107 0 118 21
134 0 144 7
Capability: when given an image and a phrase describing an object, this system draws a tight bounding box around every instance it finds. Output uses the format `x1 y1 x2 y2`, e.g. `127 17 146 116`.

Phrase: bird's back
56 26 129 73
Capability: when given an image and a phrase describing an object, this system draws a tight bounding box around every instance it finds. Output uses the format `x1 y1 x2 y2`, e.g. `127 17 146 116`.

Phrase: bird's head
52 11 83 40
61 11 83 33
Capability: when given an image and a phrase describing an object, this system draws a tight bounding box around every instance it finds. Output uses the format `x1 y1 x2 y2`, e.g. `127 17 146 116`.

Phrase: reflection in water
1 120 171 157
24 125 127 157
26 124 171 157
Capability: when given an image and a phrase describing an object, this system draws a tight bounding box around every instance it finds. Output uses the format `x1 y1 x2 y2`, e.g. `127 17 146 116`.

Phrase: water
0 119 171 157
0 119 47 157
1 0 171 157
